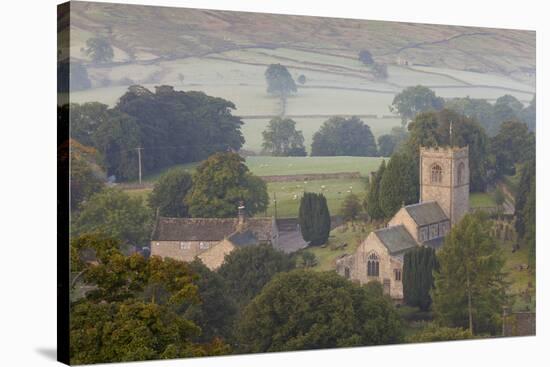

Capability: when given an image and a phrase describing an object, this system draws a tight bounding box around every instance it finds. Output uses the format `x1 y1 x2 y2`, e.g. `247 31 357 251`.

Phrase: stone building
150 205 278 270
336 146 470 299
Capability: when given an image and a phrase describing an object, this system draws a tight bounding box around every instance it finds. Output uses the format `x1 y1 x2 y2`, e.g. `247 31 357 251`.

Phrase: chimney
237 201 246 229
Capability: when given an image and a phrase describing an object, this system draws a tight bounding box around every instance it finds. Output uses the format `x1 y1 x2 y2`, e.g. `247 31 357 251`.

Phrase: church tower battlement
419 146 469 226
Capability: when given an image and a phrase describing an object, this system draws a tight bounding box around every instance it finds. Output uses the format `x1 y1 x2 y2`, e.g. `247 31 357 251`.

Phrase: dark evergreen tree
379 153 419 218
515 159 536 239
365 160 386 221
299 192 331 246
403 246 438 311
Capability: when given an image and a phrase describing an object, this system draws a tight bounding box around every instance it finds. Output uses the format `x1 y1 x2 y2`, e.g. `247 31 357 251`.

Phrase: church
336 145 470 299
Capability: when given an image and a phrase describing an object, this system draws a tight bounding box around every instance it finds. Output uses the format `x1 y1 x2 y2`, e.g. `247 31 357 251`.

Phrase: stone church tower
420 146 470 225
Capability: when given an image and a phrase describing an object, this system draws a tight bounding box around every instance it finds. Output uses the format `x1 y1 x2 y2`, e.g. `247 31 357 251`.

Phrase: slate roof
152 217 275 242
404 201 448 226
374 225 418 255
227 230 261 247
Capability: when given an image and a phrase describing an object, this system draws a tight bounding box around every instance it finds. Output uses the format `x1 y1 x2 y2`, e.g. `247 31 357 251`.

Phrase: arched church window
431 164 443 183
367 253 380 277
457 162 465 184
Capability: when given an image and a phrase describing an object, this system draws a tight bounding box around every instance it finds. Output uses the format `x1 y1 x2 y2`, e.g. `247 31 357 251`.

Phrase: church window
431 164 443 183
429 224 439 239
458 162 465 184
394 269 402 281
439 221 449 236
344 267 350 279
367 253 380 277
419 227 429 242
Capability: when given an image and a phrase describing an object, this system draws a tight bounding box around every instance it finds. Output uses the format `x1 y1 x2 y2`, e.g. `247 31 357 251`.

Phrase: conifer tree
299 192 331 246
379 153 419 218
366 160 386 220
403 246 438 311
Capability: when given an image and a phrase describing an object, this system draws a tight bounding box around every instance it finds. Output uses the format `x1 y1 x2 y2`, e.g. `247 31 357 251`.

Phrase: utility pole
136 147 143 185
273 192 278 219
449 120 453 147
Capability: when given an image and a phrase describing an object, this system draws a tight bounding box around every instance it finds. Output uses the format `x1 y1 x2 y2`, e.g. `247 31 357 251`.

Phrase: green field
469 192 497 208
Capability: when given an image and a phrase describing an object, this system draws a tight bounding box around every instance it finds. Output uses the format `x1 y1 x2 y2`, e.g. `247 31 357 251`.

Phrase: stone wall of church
336 232 404 299
420 146 469 225
388 208 419 242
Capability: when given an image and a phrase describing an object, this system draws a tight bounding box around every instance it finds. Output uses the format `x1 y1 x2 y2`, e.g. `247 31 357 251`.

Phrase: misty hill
67 2 535 83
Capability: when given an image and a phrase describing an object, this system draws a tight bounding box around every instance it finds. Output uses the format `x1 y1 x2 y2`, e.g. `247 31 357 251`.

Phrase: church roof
404 201 448 226
374 225 418 255
152 217 275 242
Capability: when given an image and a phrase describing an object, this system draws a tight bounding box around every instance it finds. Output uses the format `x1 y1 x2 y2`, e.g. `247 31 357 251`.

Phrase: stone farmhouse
336 145 470 299
151 205 278 270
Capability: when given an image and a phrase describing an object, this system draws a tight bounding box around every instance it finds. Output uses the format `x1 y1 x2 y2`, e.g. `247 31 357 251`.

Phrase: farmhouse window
199 242 209 250
180 242 190 250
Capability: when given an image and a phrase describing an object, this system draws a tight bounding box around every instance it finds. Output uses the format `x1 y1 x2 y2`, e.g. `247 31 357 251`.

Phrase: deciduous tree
311 116 377 156
261 117 306 156
149 168 193 217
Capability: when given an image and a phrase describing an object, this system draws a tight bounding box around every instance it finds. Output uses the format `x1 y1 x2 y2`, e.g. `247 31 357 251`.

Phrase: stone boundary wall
260 171 361 183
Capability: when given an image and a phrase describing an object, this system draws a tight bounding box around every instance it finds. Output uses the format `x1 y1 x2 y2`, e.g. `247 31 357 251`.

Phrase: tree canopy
265 64 297 99
84 37 114 63
490 120 535 179
406 109 489 192
185 152 268 218
340 193 362 222
390 86 444 126
70 234 230 364
365 160 386 221
148 168 193 217
72 188 152 247
70 85 245 181
311 116 378 156
236 270 403 353
432 212 508 335
299 192 331 246
217 244 295 307
261 117 306 156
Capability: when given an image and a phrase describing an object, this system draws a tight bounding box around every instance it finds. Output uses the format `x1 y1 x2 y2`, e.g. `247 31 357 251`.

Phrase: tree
377 135 395 157
358 50 374 65
390 86 444 126
445 97 498 136
148 168 193 217
185 152 268 218
406 109 490 192
494 94 523 124
515 159 536 244
261 117 306 156
372 63 388 80
432 212 508 335
379 152 419 218
116 86 244 176
299 192 331 246
84 37 114 63
179 260 238 343
265 64 297 115
523 177 536 267
69 139 105 211
520 95 536 132
73 188 152 247
70 235 230 364
406 324 473 343
365 160 386 221
403 246 438 311
311 116 378 156
217 244 295 307
490 120 535 179
236 270 403 353
340 193 362 222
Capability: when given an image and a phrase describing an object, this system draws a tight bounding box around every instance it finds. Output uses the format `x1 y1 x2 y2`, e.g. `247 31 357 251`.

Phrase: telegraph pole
136 147 143 185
